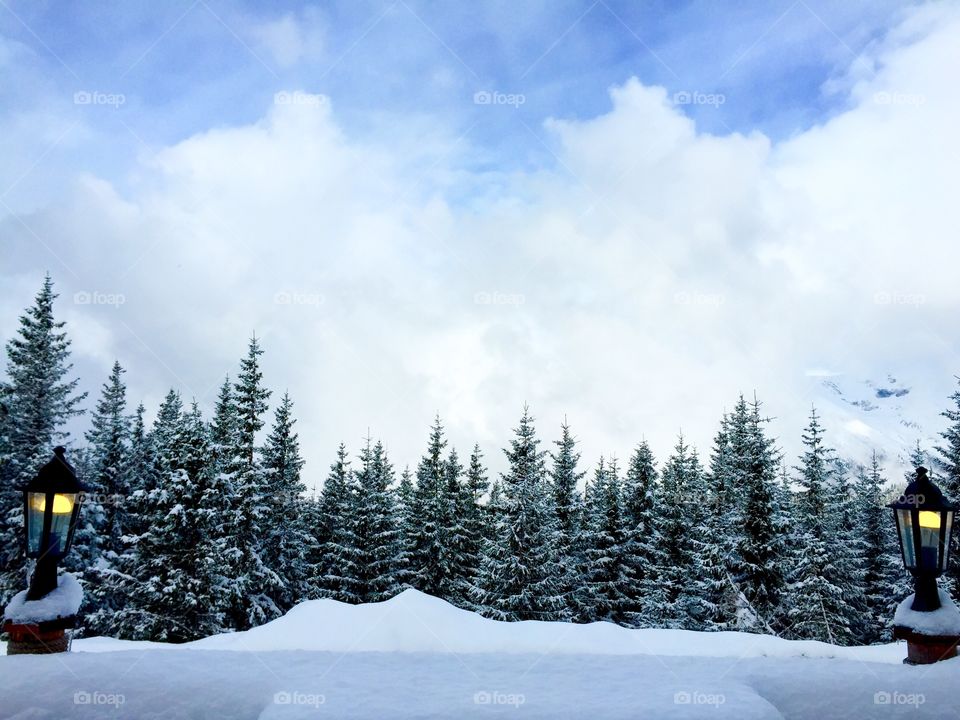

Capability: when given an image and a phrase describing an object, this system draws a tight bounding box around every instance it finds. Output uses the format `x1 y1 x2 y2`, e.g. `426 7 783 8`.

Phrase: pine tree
227 336 280 629
406 416 448 597
106 394 226 641
76 361 132 625
439 447 481 606
0 275 86 602
350 438 403 602
732 396 786 633
261 392 312 611
582 457 635 625
473 406 565 621
622 440 665 626
657 435 709 628
315 444 358 601
549 420 586 619
786 408 862 645
853 453 909 643
461 445 490 605
937 378 960 594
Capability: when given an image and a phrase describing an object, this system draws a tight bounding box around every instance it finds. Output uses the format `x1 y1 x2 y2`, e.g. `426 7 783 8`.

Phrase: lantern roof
888 466 958 512
21 447 89 494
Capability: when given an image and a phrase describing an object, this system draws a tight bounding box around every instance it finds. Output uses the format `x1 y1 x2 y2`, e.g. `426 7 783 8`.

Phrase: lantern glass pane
25 492 46 555
48 493 77 556
897 509 916 569
943 511 955 572
918 510 942 570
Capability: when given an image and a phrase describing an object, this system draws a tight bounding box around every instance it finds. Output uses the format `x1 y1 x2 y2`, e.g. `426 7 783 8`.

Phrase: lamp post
889 466 960 664
2 446 88 654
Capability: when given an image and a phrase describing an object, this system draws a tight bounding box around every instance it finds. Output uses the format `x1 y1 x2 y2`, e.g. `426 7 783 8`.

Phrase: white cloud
3 4 960 483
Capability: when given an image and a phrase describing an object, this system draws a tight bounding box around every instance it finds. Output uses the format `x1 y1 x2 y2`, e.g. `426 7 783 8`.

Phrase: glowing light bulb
30 493 74 514
919 511 941 530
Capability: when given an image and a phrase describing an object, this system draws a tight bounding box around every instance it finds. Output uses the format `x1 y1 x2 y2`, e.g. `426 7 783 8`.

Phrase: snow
1 589 955 718
894 590 960 636
3 572 83 625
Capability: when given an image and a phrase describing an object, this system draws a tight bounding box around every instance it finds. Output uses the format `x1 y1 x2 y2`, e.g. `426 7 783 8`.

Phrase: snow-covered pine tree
657 435 709 629
261 391 312 611
439 447 481 607
732 396 786 634
786 408 862 645
75 361 132 625
853 453 909 643
622 440 665 626
473 406 565 621
581 457 635 625
315 443 358 601
226 336 281 629
460 444 490 606
394 464 416 589
696 415 740 630
828 458 870 643
549 420 586 620
108 394 226 641
0 275 86 602
406 416 448 597
350 438 403 602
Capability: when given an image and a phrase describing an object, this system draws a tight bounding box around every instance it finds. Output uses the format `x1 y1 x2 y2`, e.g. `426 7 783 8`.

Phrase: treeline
3 276 960 646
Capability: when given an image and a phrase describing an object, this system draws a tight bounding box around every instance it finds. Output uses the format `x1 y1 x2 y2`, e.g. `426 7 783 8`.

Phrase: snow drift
76 588 902 663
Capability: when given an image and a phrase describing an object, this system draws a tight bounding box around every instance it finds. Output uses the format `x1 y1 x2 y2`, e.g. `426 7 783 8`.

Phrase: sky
2 0 959 488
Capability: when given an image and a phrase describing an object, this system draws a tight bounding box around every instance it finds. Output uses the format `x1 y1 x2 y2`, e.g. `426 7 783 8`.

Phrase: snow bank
894 590 960 636
75 588 903 663
3 572 82 624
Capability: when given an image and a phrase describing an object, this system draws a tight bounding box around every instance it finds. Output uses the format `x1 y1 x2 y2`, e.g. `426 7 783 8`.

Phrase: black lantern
888 466 957 611
21 446 88 600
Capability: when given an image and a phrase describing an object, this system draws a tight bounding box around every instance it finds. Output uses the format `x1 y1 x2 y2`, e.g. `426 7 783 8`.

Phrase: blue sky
2 1 909 200
1 1 957 483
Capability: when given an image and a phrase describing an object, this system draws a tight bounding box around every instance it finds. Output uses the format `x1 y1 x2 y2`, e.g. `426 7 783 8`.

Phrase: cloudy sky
2 0 958 487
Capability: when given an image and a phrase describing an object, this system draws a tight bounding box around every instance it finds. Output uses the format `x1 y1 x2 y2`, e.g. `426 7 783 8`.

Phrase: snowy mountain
807 371 946 481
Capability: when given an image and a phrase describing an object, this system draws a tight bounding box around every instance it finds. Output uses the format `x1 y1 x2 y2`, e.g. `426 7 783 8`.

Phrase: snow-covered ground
1 589 956 719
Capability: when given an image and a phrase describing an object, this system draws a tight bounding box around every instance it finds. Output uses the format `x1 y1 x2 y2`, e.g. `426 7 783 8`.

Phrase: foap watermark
474 90 525 108
874 691 925 708
674 291 725 307
672 90 725 108
274 91 326 107
79 492 126 508
74 690 125 708
274 291 325 307
474 291 525 307
74 291 126 308
273 691 326 708
473 690 525 707
874 291 925 308
674 690 726 708
74 90 125 108
873 91 925 107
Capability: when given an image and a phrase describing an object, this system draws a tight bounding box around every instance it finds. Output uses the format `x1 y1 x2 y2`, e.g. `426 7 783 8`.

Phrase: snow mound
894 590 960 636
3 572 82 624
76 589 902 663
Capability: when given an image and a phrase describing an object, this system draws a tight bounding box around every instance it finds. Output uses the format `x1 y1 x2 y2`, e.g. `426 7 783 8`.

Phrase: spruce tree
76 361 132 624
473 406 565 620
937 378 960 593
0 276 86 601
622 440 665 626
227 336 280 628
406 416 448 597
786 408 861 644
732 397 786 633
261 391 312 611
853 453 909 643
316 443 358 601
549 420 586 619
439 447 480 606
582 457 635 625
350 438 403 602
